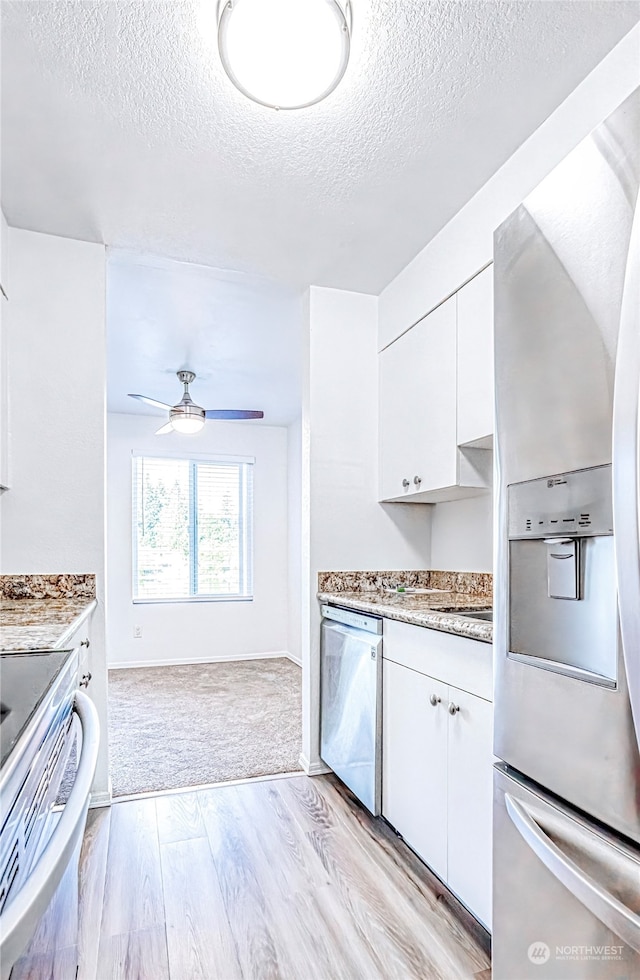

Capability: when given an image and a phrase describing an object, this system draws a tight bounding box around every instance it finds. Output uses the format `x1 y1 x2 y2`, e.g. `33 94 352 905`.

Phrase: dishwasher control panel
320 604 383 634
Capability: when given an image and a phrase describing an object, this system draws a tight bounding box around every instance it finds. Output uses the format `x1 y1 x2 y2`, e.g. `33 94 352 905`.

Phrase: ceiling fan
128 370 264 435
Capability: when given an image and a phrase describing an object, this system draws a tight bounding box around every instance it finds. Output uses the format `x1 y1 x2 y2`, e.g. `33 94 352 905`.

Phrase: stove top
0 651 75 770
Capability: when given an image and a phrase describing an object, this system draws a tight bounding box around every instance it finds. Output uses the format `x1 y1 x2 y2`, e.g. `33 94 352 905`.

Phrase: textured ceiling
2 1 639 295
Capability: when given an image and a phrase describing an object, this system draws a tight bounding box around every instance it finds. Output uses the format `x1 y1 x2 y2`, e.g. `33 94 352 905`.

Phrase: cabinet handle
429 694 441 707
80 638 90 648
448 702 460 715
402 478 410 488
79 671 92 688
413 475 422 486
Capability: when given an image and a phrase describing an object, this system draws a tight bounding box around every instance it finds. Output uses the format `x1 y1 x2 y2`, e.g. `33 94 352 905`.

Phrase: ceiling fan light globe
218 0 350 110
171 415 206 434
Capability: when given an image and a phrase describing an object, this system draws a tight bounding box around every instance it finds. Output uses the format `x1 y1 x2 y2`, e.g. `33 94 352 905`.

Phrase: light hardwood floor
13 774 491 980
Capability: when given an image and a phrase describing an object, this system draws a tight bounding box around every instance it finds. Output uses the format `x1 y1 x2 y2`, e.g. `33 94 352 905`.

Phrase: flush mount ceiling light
217 0 352 110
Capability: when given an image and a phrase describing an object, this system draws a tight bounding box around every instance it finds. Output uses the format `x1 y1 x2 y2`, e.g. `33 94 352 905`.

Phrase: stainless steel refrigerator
493 87 640 978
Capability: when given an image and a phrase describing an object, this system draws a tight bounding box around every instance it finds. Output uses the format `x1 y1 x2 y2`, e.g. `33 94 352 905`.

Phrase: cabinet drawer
383 619 492 701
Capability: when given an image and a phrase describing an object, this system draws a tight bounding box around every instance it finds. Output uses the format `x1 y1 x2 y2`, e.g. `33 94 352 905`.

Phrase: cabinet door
457 266 494 446
64 612 94 680
447 686 493 928
382 659 448 880
379 297 457 501
379 318 426 501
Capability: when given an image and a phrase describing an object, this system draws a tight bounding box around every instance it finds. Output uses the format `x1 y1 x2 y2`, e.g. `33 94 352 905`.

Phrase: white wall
380 23 640 574
287 415 302 665
106 413 289 667
430 492 493 573
0 228 110 802
301 285 432 771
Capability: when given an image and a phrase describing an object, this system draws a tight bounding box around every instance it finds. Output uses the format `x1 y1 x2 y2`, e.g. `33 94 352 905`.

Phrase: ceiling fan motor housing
171 370 205 422
170 402 205 423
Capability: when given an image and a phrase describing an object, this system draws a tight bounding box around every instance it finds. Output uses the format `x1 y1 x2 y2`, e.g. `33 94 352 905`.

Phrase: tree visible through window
132 455 253 600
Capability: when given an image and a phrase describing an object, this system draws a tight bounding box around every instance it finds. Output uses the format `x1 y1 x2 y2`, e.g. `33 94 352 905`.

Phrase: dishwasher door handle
0 690 100 977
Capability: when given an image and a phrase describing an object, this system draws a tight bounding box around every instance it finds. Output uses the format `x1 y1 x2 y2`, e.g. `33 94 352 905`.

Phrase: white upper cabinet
379 296 457 502
456 265 494 447
379 268 493 503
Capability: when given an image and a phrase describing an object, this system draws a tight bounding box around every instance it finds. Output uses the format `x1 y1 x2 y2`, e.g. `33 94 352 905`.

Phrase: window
132 454 253 602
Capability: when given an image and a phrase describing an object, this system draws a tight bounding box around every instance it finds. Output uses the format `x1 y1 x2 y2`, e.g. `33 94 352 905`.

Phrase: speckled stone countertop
318 570 493 644
0 575 97 653
0 574 96 600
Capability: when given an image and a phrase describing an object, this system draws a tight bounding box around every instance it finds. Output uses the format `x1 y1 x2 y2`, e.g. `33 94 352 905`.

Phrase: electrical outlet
134 625 142 639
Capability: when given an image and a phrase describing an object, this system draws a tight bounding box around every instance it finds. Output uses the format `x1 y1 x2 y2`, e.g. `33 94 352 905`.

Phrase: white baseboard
108 650 292 670
285 651 302 667
89 784 112 809
299 753 331 776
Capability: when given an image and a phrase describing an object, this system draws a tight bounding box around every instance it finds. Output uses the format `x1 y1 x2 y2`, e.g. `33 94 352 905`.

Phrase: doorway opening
105 250 304 798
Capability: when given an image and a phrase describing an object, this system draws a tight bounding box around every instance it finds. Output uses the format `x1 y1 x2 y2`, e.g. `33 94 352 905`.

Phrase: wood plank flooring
13 774 491 980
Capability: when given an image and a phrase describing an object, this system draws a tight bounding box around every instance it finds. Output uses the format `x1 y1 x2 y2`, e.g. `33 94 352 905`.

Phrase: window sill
132 595 254 605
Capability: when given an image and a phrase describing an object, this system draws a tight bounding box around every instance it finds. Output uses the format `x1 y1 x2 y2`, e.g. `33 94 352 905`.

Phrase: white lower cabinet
64 606 95 683
382 622 493 929
446 685 493 927
383 660 448 880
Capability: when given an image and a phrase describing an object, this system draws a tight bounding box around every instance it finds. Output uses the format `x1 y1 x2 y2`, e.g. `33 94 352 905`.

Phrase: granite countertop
0 597 97 653
318 589 493 643
0 574 97 653
317 570 493 643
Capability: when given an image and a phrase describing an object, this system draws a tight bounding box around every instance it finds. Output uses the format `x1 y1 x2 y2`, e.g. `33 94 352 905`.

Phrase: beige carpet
108 657 302 797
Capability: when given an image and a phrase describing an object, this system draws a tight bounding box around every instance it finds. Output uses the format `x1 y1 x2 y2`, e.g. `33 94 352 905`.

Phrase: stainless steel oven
0 651 99 978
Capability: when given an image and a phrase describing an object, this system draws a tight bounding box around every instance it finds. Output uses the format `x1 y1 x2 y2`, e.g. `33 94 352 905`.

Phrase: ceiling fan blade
155 421 175 435
128 394 173 412
204 410 264 420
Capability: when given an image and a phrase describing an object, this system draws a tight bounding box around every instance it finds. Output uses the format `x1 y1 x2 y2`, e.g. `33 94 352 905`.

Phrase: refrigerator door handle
505 793 640 952
613 195 640 752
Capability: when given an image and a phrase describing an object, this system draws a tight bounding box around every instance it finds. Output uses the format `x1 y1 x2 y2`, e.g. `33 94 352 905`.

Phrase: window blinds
132 455 254 601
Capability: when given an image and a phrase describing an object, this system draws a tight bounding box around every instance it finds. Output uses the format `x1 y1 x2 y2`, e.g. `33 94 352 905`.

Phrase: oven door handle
0 690 100 972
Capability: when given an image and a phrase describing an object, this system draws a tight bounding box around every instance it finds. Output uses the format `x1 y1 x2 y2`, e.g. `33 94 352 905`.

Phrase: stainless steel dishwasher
320 604 383 815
